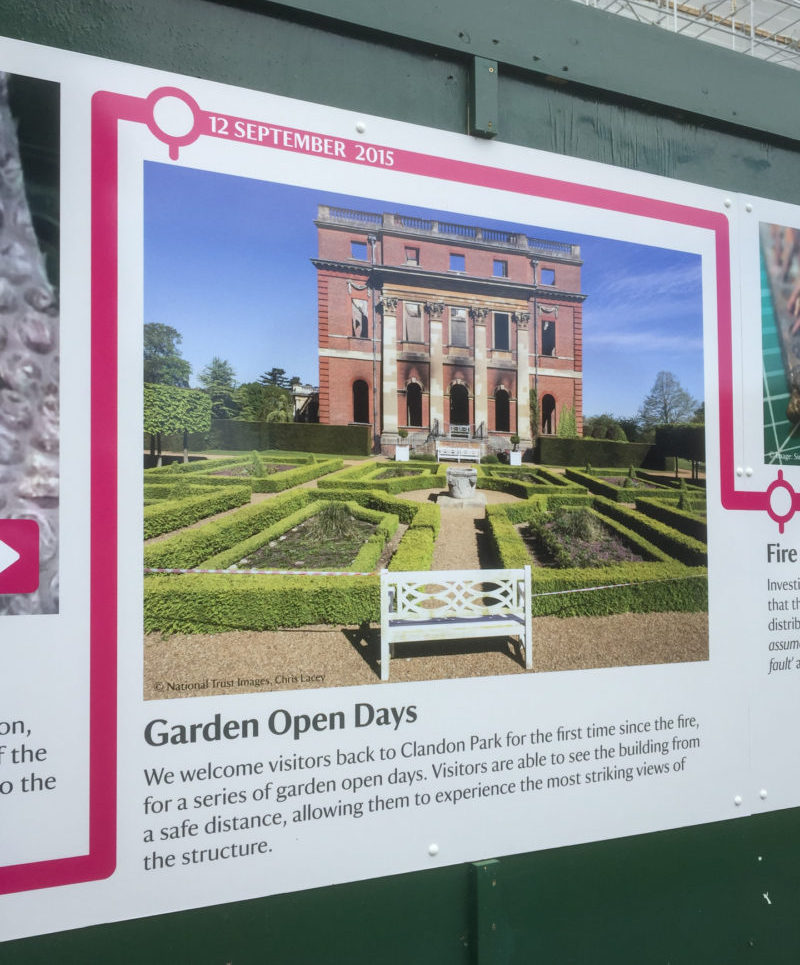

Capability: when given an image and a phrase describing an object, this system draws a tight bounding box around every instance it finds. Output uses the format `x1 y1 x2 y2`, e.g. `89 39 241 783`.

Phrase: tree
198 357 236 390
583 413 627 441
143 383 212 464
198 356 239 420
259 367 289 388
529 387 540 441
259 368 302 390
617 416 642 442
236 381 293 423
557 405 578 438
638 371 698 429
143 323 191 386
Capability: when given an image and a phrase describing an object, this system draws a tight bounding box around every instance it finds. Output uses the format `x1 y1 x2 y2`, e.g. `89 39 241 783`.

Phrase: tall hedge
210 420 371 455
535 436 659 468
654 425 705 462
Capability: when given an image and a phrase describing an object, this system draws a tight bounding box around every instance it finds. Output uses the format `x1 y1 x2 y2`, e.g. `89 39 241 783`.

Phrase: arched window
406 383 423 427
541 394 556 434
449 383 470 430
495 388 510 433
352 380 370 424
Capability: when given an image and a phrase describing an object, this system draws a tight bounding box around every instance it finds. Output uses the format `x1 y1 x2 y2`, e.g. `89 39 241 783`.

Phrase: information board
0 36 794 942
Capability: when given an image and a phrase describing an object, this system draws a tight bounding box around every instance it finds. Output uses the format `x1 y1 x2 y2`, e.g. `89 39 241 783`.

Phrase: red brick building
314 205 585 451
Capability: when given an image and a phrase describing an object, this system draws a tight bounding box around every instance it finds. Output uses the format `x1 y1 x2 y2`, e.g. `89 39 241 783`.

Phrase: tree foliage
198 356 239 419
236 381 293 423
529 388 540 441
143 383 212 436
260 367 290 388
638 371 698 428
557 405 578 438
143 323 191 387
198 357 236 390
583 413 628 441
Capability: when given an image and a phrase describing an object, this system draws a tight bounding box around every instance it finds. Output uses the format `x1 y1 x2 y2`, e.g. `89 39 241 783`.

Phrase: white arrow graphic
0 539 20 575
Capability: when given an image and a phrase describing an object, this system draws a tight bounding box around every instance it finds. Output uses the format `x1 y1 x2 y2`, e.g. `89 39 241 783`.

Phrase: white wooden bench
379 567 532 680
436 444 481 463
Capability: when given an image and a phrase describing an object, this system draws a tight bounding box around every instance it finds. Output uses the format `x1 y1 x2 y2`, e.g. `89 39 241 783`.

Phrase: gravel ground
143 611 708 699
143 481 708 699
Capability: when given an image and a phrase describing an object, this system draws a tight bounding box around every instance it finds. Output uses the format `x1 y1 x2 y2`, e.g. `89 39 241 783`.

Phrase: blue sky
143 162 704 419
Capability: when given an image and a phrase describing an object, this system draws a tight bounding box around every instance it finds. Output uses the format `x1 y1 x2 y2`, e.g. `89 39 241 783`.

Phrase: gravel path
402 487 521 570
143 611 708 699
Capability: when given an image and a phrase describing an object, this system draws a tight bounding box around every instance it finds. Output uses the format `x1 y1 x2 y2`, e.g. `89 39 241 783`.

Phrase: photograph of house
314 205 586 454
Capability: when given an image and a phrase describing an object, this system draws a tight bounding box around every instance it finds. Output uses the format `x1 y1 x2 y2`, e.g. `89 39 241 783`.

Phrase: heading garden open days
144 705 419 745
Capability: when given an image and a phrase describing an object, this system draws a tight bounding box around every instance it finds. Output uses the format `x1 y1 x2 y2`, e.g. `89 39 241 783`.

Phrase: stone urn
446 465 478 498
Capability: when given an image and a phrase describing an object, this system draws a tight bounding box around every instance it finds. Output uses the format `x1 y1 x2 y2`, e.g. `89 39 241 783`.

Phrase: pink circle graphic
144 87 204 159
766 470 796 533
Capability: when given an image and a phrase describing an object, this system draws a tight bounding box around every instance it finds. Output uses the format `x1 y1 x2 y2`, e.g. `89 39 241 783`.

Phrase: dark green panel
497 69 800 204
263 0 800 144
0 0 467 133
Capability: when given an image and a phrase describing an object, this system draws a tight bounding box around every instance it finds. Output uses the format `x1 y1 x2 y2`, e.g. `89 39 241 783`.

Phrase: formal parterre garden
143 454 707 634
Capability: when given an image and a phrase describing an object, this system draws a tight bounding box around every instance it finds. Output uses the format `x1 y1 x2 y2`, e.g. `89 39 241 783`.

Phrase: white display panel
0 35 791 943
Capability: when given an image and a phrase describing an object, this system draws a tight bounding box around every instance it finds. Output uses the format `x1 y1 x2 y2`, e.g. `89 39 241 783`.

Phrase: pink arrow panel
0 519 40 594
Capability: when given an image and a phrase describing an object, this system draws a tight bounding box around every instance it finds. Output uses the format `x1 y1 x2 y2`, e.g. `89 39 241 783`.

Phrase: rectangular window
352 299 368 339
493 259 508 277
540 267 555 285
494 312 510 351
449 252 465 272
450 307 467 348
404 302 423 342
405 246 419 265
541 318 556 356
351 240 368 260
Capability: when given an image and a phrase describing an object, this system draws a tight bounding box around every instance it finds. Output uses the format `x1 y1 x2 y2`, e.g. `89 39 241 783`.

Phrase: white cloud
585 328 704 352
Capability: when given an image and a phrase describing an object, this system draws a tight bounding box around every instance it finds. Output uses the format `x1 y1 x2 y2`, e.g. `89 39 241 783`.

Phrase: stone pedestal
439 466 485 509
447 466 477 497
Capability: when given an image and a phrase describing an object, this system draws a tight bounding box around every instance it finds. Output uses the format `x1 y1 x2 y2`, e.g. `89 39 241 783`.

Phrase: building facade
314 205 585 450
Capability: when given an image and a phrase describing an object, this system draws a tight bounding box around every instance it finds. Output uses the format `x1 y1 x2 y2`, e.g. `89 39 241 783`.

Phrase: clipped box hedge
387 527 435 572
318 461 444 494
200 500 397 572
144 482 221 503
144 572 380 633
144 489 311 569
485 504 706 617
143 489 436 630
143 486 251 539
186 457 342 493
592 497 707 566
634 496 707 541
564 468 681 503
315 488 419 524
145 456 252 477
478 466 584 499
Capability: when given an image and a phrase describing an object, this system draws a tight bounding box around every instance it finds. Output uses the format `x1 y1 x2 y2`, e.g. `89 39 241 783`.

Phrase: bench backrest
381 568 529 621
436 445 480 458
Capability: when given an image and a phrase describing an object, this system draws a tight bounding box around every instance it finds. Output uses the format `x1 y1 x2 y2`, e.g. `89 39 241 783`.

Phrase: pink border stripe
0 91 149 896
